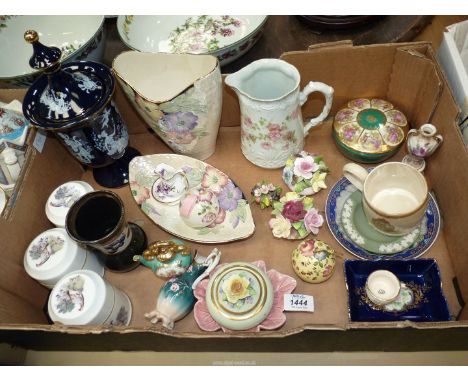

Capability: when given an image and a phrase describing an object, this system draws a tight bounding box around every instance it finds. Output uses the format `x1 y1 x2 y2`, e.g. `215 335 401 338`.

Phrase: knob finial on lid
24 29 62 71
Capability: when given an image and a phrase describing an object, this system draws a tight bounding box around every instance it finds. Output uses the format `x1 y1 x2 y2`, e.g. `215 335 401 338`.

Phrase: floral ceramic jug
225 59 334 168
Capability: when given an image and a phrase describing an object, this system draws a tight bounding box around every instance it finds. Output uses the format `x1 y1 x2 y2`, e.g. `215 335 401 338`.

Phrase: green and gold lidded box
333 98 408 163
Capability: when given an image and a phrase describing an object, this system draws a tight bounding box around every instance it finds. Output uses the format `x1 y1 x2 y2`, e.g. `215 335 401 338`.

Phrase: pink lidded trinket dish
193 260 296 332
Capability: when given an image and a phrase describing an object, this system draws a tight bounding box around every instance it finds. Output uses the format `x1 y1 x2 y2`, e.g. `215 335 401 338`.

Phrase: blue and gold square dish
344 259 451 322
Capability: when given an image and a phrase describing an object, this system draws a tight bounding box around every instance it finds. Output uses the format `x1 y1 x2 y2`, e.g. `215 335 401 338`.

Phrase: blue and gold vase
22 30 140 188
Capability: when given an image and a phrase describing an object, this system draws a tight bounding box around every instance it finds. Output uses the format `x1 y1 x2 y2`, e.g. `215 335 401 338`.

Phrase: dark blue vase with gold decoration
22 30 140 188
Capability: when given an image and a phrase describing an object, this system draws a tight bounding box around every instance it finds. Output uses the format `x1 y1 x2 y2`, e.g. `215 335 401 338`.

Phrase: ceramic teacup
365 270 401 306
343 162 428 236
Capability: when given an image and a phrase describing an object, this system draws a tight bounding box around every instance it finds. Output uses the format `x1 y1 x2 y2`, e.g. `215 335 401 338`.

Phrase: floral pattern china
129 154 255 243
269 192 324 240
194 260 297 332
333 98 408 163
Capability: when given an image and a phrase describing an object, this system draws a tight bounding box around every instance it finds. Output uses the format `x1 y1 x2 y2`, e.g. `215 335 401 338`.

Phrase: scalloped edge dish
129 153 255 243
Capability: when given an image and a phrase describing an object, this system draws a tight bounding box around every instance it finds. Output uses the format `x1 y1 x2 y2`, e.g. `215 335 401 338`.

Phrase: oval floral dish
117 15 268 66
129 154 255 243
193 260 297 332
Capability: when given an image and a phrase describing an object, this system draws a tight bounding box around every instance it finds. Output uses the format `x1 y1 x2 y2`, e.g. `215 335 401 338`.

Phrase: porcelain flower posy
282 151 330 196
270 192 323 239
251 181 282 209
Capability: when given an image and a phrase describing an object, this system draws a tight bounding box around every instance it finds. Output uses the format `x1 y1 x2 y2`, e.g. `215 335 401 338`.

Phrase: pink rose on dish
202 212 218 225
293 156 319 179
303 208 324 235
208 209 226 228
282 200 306 223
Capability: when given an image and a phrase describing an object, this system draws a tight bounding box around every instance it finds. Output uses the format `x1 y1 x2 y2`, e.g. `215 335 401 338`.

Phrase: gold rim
210 264 268 322
112 51 219 105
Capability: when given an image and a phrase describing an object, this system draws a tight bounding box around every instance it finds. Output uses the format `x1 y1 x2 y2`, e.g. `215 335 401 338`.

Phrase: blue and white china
325 173 440 260
22 30 140 188
145 248 221 330
344 259 451 322
0 16 105 88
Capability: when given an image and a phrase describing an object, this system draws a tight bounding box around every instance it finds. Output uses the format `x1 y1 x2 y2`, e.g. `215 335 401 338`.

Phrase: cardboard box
437 20 468 144
1 41 468 352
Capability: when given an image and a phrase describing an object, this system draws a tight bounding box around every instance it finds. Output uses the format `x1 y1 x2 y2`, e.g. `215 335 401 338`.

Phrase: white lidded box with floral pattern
48 270 132 326
113 51 222 160
24 228 104 289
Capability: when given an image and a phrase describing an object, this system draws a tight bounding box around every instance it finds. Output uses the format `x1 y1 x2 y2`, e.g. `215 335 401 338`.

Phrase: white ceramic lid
48 270 107 325
24 228 85 286
205 262 274 331
45 181 94 227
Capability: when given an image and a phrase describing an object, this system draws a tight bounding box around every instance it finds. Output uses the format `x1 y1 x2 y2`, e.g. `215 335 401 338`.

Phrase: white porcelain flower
269 215 292 238
293 157 319 179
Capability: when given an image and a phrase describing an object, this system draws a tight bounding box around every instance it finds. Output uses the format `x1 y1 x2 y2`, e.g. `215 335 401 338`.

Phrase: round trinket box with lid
45 181 94 227
22 30 140 188
291 239 336 283
205 261 274 331
333 98 408 163
24 228 104 289
48 269 132 326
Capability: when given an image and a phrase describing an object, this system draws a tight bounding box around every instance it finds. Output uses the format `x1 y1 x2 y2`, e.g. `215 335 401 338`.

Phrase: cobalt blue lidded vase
22 30 140 188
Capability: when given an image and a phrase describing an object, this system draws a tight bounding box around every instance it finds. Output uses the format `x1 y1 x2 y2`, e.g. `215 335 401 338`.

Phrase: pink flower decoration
201 165 229 193
193 260 297 332
298 239 315 257
170 283 179 292
303 208 324 235
261 142 272 150
268 129 282 141
293 157 319 179
130 181 150 205
243 116 253 127
267 123 281 132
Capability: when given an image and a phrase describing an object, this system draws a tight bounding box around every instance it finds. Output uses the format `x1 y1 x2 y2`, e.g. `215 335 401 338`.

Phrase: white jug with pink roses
225 58 334 168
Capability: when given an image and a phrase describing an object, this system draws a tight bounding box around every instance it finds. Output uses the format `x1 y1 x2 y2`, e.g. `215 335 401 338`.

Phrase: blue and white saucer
325 175 440 260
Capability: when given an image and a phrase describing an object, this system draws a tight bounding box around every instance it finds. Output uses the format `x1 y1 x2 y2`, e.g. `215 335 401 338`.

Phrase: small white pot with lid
24 227 104 289
48 269 132 326
45 181 94 228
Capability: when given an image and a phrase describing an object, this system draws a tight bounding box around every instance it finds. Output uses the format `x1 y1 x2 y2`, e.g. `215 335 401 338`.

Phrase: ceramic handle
191 248 221 290
300 81 334 136
342 163 368 192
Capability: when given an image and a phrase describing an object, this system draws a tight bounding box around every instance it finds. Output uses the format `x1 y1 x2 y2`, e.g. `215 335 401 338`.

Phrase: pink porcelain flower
201 165 229 193
298 240 315 257
193 260 297 332
293 157 319 179
303 208 324 235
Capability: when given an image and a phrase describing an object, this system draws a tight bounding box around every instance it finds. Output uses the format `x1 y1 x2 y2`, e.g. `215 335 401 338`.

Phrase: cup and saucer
325 162 440 260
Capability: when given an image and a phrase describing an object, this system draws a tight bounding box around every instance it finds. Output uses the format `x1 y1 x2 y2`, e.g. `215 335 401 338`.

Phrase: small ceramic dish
365 270 401 305
117 15 268 66
0 15 105 88
48 269 131 326
151 163 189 204
129 153 255 243
24 228 104 289
333 98 408 163
340 190 421 254
194 260 296 332
325 173 440 260
0 101 29 146
344 259 451 322
45 181 94 228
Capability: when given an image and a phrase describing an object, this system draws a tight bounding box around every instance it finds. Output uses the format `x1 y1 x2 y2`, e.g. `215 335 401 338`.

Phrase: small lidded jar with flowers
291 239 336 283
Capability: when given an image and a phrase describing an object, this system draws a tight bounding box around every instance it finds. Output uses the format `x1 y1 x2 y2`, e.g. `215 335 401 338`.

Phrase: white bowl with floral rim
129 153 255 243
117 15 268 66
0 15 105 88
